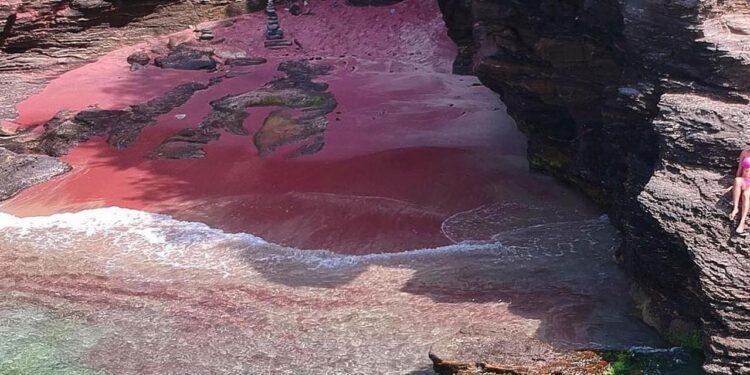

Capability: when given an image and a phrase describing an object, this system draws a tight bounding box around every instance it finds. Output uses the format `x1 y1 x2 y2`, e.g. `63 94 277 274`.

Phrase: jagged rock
126 51 150 66
0 147 70 201
154 45 217 70
438 0 750 373
0 0 241 73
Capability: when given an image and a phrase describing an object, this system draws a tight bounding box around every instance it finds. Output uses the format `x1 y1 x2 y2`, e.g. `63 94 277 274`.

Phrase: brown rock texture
0 0 252 120
438 0 750 373
0 147 69 200
0 0 245 72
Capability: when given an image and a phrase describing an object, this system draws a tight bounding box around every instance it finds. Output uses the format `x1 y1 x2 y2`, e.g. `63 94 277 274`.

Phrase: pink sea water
0 1 669 373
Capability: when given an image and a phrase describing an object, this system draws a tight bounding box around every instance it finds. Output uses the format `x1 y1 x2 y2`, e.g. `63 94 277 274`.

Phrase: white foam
0 207 500 269
0 207 615 272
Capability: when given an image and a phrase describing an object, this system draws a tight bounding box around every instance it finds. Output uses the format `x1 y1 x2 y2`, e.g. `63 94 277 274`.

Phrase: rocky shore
0 0 258 119
439 0 750 373
0 0 742 373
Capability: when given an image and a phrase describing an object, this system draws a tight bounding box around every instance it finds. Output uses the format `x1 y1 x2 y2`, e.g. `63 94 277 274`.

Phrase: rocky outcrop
0 0 248 72
0 0 254 120
0 81 210 159
152 60 336 159
0 147 69 200
438 0 750 373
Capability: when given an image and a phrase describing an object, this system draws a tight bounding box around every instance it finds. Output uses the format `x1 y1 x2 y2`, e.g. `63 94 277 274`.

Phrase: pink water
0 1 666 373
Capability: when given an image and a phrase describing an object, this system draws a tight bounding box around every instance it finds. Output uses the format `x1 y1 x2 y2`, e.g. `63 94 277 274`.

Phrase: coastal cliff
438 0 750 373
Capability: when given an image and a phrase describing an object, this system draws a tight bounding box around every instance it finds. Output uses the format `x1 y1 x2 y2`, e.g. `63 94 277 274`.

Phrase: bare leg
738 188 750 233
731 177 744 220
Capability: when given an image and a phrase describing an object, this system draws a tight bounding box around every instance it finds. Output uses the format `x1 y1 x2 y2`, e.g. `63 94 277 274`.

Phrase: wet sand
0 1 686 374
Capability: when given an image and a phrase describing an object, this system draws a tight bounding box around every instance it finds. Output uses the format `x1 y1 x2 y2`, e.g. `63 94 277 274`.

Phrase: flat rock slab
0 148 70 201
226 57 268 66
428 322 604 374
154 47 217 70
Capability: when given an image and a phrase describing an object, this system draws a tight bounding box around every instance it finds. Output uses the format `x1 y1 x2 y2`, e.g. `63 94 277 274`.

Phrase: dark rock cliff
438 0 750 373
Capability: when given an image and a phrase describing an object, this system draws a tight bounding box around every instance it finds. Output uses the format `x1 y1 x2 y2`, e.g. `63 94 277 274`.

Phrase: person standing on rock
727 155 750 234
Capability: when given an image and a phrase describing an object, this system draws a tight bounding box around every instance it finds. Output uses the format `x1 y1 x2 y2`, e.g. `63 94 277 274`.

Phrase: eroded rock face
438 0 750 373
0 0 247 72
0 147 70 201
0 0 251 120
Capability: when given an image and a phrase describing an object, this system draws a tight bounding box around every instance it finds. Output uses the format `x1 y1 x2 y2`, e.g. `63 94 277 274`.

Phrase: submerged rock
33 82 210 156
150 128 220 159
153 60 337 159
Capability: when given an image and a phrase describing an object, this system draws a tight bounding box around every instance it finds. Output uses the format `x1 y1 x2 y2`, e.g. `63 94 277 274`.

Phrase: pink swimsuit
742 158 750 186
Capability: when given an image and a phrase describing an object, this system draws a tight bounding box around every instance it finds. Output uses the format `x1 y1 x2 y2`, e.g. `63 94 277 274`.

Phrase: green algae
601 348 704 375
0 307 108 375
666 330 703 353
603 352 631 375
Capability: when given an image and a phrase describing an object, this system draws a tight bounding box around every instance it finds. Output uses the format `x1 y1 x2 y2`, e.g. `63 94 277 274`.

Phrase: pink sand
1 0 539 254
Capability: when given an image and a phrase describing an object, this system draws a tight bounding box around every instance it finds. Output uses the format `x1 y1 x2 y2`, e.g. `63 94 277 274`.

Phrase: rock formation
0 147 69 201
438 0 750 373
0 81 210 158
0 0 252 119
0 0 248 72
152 60 336 159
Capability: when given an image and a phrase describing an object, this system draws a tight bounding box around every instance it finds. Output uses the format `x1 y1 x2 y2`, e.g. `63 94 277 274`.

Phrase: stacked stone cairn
264 0 292 49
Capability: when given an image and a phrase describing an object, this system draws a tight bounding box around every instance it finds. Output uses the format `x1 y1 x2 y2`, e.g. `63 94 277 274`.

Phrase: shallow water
0 207 665 374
